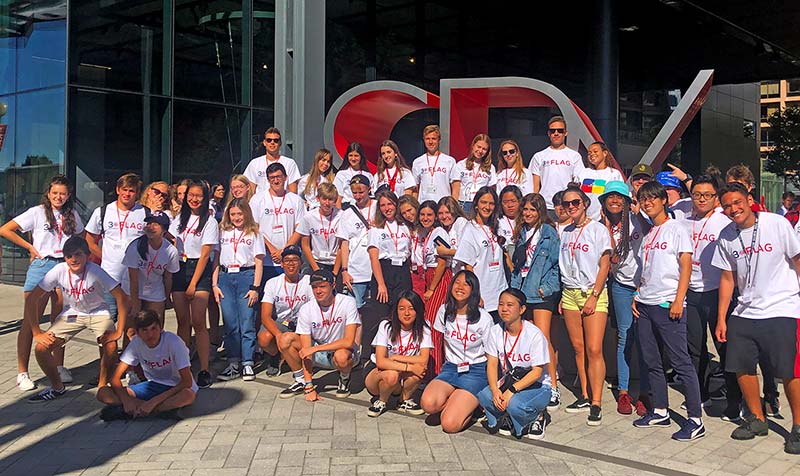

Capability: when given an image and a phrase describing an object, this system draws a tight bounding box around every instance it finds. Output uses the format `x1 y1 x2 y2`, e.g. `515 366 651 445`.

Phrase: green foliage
765 106 800 186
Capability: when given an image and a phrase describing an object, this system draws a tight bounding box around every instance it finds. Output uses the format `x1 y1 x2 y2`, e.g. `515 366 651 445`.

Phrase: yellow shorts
561 287 609 314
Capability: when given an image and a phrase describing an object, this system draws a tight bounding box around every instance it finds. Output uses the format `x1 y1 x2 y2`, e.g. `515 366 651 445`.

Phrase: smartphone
433 236 452 249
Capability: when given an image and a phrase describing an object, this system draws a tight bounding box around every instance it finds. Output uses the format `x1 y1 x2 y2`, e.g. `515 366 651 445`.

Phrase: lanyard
569 219 589 261
504 216 514 238
387 221 402 254
386 167 399 192
231 228 247 263
283 277 301 310
181 216 200 246
116 206 130 236
643 218 668 270
399 330 416 355
736 217 759 288
69 268 87 302
426 153 440 179
145 244 162 278
269 191 287 216
502 327 523 372
318 209 335 251
54 211 66 243
691 211 714 251
478 222 496 256
319 298 336 326
469 164 482 187
454 316 470 351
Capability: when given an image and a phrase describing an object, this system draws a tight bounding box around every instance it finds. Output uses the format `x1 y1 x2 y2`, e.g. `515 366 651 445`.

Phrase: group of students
3 118 800 454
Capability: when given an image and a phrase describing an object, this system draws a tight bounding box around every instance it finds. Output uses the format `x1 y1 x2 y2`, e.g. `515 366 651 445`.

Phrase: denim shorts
24 258 61 292
129 380 174 401
434 361 488 397
312 345 359 370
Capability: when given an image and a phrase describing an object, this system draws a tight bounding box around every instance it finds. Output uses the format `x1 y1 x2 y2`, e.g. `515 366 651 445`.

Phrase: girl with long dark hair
333 142 374 207
577 141 624 220
368 189 413 306
374 140 415 196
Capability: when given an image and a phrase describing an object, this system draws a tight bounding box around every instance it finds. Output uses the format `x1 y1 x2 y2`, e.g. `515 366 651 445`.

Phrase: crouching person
97 309 197 420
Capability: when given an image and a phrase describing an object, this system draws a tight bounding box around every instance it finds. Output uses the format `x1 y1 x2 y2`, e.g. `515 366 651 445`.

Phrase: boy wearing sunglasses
530 116 585 220
243 127 301 194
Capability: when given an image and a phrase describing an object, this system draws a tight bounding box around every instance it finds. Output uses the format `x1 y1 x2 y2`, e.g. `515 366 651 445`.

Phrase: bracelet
249 285 259 291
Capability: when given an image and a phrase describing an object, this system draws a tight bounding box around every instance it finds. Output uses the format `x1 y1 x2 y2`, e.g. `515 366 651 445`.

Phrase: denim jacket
510 224 561 303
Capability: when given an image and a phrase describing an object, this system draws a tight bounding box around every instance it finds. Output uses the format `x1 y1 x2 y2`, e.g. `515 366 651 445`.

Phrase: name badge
488 261 501 272
457 362 470 373
520 266 529 277
391 257 404 266
272 225 285 237
109 242 122 251
228 264 240 274
66 315 78 323
54 249 62 255
143 282 154 294
319 250 331 260
181 253 188 262
427 183 436 193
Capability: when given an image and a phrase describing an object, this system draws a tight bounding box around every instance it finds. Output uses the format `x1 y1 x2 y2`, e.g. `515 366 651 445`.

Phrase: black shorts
523 292 561 319
173 259 213 293
725 315 800 379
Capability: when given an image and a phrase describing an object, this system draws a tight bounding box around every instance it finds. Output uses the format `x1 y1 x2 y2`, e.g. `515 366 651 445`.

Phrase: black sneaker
280 381 306 399
565 397 591 413
216 363 241 381
100 405 132 421
547 387 561 411
731 414 769 440
587 405 602 426
721 404 744 423
197 370 212 388
28 387 66 403
785 430 800 455
527 411 550 440
367 400 388 417
336 374 351 398
497 414 513 436
481 418 500 435
397 399 425 415
264 354 281 377
763 394 781 418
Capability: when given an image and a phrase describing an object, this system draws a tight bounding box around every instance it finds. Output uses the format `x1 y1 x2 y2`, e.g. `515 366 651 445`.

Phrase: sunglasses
548 128 565 135
501 149 517 156
560 199 583 209
151 188 167 197
264 138 280 143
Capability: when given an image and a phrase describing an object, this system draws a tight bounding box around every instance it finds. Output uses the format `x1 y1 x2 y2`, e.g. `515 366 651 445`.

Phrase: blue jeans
610 280 649 393
218 269 257 366
478 383 551 436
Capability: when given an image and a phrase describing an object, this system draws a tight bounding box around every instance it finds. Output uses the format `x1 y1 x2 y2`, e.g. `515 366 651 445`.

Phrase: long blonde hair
141 181 169 211
220 198 260 236
303 148 335 197
465 134 492 174
497 140 525 184
226 174 255 208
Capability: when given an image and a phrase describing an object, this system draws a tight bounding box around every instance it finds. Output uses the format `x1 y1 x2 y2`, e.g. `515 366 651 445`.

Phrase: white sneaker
17 373 37 392
125 371 141 386
57 366 73 384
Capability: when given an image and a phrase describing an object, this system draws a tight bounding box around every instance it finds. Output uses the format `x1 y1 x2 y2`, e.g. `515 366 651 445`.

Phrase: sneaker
100 405 132 422
587 405 602 426
481 418 500 435
398 399 425 415
280 381 306 399
216 341 226 354
497 414 513 436
367 400 388 417
336 374 351 398
785 430 800 455
764 394 781 418
721 404 744 423
57 366 73 384
527 411 551 440
242 365 255 381
216 364 241 381
197 370 213 388
125 370 141 386
617 393 633 415
565 397 591 413
633 411 671 428
635 397 648 417
28 387 66 403
672 420 706 441
547 387 561 411
17 373 36 392
680 400 712 411
730 414 769 440
264 354 281 377
709 386 727 401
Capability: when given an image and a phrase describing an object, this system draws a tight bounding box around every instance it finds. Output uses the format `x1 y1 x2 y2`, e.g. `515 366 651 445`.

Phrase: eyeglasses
501 149 517 156
187 193 204 200
264 138 280 143
151 188 167 197
561 199 582 209
282 257 301 263
267 174 285 181
548 128 565 135
691 192 717 201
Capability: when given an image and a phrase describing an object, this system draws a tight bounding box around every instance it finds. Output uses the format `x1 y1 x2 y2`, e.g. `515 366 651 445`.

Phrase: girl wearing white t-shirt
365 290 432 417
368 189 413 306
451 134 496 215
495 140 534 196
170 181 219 388
373 140 415 197
552 190 573 235
225 175 255 208
558 186 611 424
454 187 509 319
577 142 625 220
420 270 494 433
0 174 84 392
498 186 522 257
212 198 265 382
478 288 552 439
298 148 335 211
333 142 375 207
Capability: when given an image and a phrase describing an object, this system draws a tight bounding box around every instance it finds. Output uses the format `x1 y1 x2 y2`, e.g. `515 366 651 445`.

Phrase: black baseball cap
309 268 335 285
281 245 302 259
349 174 371 188
144 211 171 228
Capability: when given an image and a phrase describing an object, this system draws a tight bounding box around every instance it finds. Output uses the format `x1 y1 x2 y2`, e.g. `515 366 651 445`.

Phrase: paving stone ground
0 283 798 476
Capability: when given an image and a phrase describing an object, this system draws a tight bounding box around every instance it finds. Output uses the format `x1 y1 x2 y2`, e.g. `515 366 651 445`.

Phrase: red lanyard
455 316 470 351
283 277 301 310
478 223 496 256
398 330 416 355
318 209 335 250
502 328 523 372
146 245 161 278
691 211 714 251
55 212 66 242
504 217 514 237
116 206 130 236
643 219 668 270
181 216 200 246
269 191 287 216
386 167 399 192
69 269 87 302
387 221 402 254
569 220 589 260
469 164 481 186
426 153 440 178
504 169 516 186
319 298 336 326
231 228 246 261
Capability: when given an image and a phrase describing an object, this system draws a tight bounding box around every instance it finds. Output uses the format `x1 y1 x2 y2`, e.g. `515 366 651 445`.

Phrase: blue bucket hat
599 181 632 203
656 171 681 189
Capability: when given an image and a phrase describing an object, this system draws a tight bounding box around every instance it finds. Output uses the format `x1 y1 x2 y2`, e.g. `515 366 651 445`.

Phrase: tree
765 106 800 186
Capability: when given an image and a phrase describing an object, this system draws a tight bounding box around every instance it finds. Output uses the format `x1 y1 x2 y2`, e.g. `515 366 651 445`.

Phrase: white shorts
47 313 116 344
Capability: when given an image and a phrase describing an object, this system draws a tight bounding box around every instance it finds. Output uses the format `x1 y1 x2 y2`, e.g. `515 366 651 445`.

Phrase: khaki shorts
561 287 609 314
48 313 116 344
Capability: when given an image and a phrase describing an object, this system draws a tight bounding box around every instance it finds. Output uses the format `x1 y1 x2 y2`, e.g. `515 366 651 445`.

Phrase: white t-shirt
373 167 416 196
433 305 494 364
454 221 509 312
679 209 731 292
295 294 362 344
297 208 341 266
14 205 85 258
262 274 314 324
297 173 332 211
713 212 800 319
610 218 644 288
412 227 449 270
559 220 611 290
443 217 469 269
218 228 266 267
498 216 516 250
484 321 551 387
336 201 375 283
333 169 375 205
370 320 433 364
249 190 305 253
670 198 693 220
243 155 301 191
519 226 542 277
169 215 219 260
367 221 412 261
495 168 534 196
121 331 198 393
86 203 148 282
530 147 585 209
39 262 119 317
451 160 497 202
122 239 180 301
412 152 456 202
577 167 625 220
636 219 693 305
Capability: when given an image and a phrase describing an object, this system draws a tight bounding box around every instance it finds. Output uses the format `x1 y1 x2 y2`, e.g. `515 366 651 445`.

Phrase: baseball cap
144 211 171 228
309 268 335 285
630 163 654 179
599 181 632 203
349 174 371 188
281 245 302 259
656 171 681 189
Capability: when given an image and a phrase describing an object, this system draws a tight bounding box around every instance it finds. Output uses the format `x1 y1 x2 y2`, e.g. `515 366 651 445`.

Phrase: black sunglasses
151 188 167 197
264 138 281 143
501 149 517 156
560 198 582 208
548 128 565 134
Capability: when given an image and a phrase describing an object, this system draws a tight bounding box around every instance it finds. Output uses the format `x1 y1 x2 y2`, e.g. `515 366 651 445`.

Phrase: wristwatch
591 288 601 298
509 385 519 393
681 173 693 184
249 285 259 291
